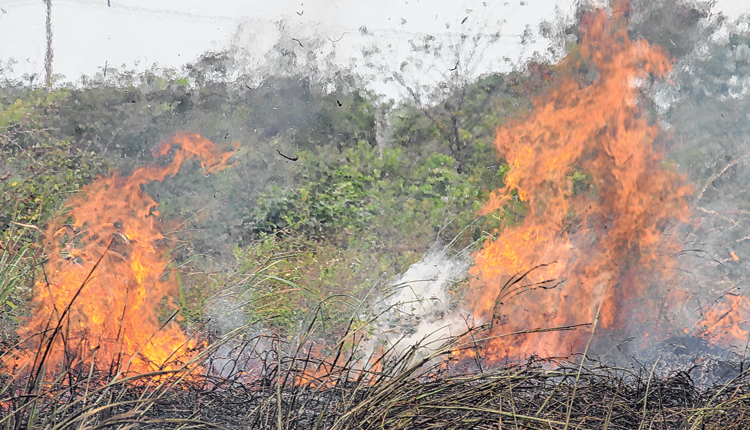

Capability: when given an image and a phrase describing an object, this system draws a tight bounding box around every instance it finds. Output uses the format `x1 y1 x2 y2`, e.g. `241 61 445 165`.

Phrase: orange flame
466 8 693 359
698 294 750 346
6 132 238 375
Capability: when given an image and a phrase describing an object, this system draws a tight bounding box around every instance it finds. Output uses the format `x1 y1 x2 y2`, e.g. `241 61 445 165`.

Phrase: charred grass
3 325 750 430
2 247 749 430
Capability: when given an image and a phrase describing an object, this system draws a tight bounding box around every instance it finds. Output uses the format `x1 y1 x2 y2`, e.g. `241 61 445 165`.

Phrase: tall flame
466 8 693 359
8 133 238 375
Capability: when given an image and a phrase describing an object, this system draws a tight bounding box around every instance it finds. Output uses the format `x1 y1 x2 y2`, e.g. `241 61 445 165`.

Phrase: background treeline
1 0 749 344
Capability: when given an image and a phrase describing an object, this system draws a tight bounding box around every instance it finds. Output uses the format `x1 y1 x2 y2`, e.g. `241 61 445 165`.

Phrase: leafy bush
0 90 106 227
244 141 497 247
0 89 108 325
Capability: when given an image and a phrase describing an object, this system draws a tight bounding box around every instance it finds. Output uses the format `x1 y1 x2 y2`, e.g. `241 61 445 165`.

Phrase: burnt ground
3 335 750 430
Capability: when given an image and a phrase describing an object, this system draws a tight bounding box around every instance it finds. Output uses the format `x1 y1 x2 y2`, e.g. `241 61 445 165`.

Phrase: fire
466 7 693 359
698 294 750 346
6 132 238 376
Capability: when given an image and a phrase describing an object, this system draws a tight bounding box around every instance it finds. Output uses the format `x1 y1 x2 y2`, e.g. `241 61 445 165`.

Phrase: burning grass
466 4 696 360
3 132 239 377
3 321 750 430
3 3 750 429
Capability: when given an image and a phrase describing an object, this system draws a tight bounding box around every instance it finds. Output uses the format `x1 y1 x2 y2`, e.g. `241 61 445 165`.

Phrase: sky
0 0 748 97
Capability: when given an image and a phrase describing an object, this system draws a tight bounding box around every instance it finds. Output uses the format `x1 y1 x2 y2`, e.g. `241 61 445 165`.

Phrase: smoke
7 0 750 381
633 9 750 362
226 4 574 102
201 3 750 372
361 250 470 362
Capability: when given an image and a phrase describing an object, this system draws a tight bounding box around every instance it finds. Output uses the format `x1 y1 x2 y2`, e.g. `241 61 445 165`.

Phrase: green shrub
244 141 500 247
0 89 107 326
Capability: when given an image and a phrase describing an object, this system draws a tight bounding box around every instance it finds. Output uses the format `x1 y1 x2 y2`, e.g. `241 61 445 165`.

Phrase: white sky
0 0 748 96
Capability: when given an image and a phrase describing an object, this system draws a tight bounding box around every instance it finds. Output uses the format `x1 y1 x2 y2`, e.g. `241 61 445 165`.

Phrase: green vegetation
0 88 108 339
0 52 545 341
2 0 750 428
2 0 746 342
0 0 746 349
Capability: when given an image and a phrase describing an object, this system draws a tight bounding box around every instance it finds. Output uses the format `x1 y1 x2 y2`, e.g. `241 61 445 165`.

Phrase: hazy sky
0 0 748 95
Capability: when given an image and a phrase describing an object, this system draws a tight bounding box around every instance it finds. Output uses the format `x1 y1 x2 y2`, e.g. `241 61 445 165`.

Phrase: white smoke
361 250 471 361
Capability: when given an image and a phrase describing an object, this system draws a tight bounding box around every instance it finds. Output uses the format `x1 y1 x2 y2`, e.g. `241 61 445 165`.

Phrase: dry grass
2 252 749 429
3 319 750 430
